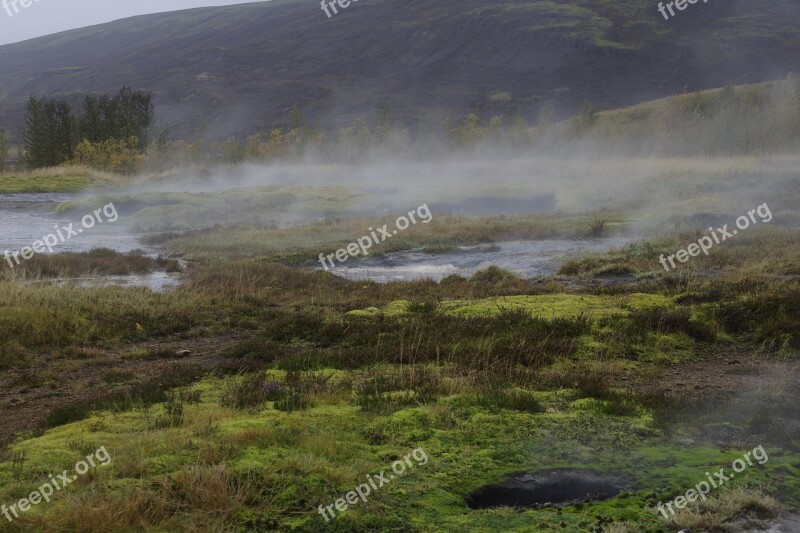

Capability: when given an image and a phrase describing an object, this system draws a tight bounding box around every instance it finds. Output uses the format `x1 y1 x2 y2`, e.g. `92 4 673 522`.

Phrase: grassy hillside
0 0 798 141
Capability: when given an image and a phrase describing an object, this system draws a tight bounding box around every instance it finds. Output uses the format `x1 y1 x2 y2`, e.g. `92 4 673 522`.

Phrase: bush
471 266 519 284
70 136 141 174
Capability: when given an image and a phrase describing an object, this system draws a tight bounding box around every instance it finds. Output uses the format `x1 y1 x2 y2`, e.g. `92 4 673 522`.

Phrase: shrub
588 215 606 238
559 260 582 276
70 136 141 174
471 266 519 284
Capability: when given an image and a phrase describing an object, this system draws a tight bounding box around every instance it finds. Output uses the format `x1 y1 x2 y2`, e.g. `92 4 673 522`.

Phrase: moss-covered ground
1 156 799 532
0 256 798 531
0 168 118 193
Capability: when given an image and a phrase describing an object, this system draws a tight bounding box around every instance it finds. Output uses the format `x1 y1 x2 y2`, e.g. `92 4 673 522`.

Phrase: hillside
0 0 798 141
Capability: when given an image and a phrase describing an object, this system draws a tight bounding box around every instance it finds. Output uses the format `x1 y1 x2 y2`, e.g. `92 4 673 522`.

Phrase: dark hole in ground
466 469 631 510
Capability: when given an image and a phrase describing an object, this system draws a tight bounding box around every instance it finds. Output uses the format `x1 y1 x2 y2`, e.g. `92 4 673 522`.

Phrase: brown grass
1 248 181 278
667 484 781 531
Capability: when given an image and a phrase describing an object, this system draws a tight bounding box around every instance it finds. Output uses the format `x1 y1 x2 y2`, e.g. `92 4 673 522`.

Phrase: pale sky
0 0 266 46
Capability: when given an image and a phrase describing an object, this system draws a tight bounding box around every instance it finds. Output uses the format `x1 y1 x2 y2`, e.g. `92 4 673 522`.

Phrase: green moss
1 366 796 531
440 293 674 320
346 301 413 317
0 174 112 193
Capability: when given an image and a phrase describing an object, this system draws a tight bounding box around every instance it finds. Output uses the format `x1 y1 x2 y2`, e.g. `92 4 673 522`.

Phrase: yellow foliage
71 136 141 174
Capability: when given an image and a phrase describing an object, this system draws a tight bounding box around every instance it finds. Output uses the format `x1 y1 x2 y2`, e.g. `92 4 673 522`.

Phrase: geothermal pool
328 237 636 282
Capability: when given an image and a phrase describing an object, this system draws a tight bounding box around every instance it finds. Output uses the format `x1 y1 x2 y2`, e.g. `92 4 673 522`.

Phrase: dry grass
0 165 121 193
668 484 781 531
0 249 181 278
9 464 248 532
1 164 90 178
165 211 588 261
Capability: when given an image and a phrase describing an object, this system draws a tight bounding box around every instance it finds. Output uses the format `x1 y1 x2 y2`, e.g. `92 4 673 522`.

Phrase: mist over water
0 194 146 254
73 150 800 242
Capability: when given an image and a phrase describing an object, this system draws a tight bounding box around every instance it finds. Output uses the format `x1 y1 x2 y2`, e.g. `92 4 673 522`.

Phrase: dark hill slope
0 0 798 140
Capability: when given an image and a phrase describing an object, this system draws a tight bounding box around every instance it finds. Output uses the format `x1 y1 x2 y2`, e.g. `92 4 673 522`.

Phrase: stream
329 237 636 282
0 193 179 291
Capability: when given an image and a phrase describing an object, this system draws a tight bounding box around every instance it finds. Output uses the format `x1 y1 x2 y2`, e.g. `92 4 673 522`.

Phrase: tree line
7 75 800 173
21 87 154 169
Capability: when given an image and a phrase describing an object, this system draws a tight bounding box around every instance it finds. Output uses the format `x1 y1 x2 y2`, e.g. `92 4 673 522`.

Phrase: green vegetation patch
2 368 794 532
0 174 112 193
438 293 674 320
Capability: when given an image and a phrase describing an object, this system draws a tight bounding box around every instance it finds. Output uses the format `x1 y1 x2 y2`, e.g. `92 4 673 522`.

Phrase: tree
79 87 154 149
79 95 114 143
112 86 154 148
21 96 79 169
0 130 8 173
22 87 155 170
153 123 171 153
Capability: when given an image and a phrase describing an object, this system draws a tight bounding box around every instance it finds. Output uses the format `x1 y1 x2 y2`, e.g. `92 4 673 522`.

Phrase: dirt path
628 348 800 402
0 333 250 452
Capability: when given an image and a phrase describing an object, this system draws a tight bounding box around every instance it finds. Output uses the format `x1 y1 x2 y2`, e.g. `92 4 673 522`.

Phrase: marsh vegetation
0 85 799 532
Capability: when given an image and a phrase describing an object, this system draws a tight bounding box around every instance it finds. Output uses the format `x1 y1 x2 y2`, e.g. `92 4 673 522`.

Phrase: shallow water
329 237 636 282
22 271 181 292
0 193 148 253
0 193 177 291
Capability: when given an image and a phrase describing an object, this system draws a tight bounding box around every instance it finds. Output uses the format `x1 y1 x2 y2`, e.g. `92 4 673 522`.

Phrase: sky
0 0 265 46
